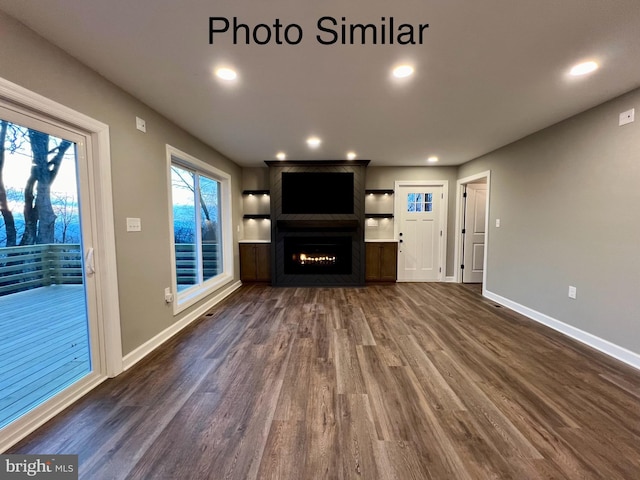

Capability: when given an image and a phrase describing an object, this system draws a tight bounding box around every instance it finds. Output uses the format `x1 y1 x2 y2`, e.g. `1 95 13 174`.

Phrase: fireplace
266 160 369 287
284 236 352 275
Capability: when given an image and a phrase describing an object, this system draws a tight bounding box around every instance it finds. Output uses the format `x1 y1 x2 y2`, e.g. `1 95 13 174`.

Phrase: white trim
122 280 242 371
0 373 107 453
92 126 123 377
454 171 491 286
484 289 640 371
394 180 448 282
445 276 456 283
166 145 234 315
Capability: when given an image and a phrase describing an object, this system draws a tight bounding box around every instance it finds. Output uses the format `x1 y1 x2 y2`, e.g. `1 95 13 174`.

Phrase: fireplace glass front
284 236 352 275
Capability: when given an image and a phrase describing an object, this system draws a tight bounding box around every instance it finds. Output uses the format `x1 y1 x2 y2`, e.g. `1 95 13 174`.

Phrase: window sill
173 272 234 315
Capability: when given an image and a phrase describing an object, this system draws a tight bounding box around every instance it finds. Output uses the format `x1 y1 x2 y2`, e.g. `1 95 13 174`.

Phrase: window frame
166 145 233 314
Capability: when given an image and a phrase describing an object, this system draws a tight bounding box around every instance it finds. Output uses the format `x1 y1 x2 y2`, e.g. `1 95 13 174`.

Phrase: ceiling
1 0 639 167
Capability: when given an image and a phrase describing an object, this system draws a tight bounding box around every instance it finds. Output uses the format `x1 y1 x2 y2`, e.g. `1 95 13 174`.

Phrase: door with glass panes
0 104 98 431
396 184 444 281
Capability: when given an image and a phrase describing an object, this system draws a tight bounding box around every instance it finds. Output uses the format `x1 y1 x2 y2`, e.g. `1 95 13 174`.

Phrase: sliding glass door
0 107 95 430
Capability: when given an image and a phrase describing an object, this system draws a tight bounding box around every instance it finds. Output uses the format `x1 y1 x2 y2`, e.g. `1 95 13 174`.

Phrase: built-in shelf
365 213 394 218
242 190 270 196
365 189 394 195
243 214 271 220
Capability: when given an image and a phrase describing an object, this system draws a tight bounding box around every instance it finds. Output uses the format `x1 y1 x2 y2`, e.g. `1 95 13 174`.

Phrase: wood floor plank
300 356 339 479
395 334 466 412
333 329 367 394
336 394 381 479
7 283 640 480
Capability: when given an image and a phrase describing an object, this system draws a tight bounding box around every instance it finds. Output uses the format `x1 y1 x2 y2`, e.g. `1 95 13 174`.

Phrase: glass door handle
85 248 95 275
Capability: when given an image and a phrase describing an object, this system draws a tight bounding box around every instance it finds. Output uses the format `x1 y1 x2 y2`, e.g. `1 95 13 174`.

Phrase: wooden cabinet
365 242 397 282
240 243 271 282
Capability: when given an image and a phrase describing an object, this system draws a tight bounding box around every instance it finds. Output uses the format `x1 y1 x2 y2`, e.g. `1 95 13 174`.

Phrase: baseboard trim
122 280 242 371
445 276 456 283
484 290 640 371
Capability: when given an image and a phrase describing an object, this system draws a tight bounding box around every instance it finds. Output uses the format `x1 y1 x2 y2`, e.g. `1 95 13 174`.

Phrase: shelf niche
242 190 270 196
365 213 394 219
365 189 394 195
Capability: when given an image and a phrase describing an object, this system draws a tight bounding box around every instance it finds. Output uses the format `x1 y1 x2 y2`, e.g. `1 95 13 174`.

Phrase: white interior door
396 184 443 281
462 184 487 283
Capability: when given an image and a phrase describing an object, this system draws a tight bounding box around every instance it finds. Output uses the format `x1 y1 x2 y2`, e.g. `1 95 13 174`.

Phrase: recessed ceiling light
346 151 357 160
427 156 439 163
393 65 414 78
306 136 321 148
276 152 286 160
569 61 599 76
215 67 237 81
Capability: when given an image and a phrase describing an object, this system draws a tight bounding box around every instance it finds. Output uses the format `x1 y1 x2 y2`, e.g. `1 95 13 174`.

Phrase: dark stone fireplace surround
266 160 369 287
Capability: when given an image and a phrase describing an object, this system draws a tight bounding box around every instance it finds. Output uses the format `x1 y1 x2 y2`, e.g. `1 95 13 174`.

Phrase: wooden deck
0 285 91 429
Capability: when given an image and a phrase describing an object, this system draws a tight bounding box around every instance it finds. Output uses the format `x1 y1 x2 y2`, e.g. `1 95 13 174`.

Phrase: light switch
126 217 141 232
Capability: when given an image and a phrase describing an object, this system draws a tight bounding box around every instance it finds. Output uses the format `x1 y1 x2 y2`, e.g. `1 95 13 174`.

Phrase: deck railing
0 244 83 296
175 243 220 286
0 242 222 296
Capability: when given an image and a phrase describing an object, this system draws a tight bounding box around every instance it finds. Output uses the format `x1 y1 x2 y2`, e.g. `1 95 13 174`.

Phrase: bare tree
20 130 72 245
53 193 79 243
171 166 219 243
0 120 18 246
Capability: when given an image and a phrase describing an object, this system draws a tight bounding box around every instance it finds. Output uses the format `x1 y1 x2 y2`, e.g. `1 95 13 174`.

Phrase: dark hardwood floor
9 283 640 479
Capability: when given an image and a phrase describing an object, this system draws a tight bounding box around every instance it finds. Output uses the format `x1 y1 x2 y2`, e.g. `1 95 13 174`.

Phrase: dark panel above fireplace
266 160 368 287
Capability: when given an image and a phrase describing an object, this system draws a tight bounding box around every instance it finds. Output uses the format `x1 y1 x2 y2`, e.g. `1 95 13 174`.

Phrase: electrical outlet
126 217 141 232
495 218 501 228
619 108 635 126
568 286 577 299
164 287 174 303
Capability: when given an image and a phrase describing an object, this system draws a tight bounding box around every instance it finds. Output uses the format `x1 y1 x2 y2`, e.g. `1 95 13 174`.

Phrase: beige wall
0 12 243 355
459 87 640 355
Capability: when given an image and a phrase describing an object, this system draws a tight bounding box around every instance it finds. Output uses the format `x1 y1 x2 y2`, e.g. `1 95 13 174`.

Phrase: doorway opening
455 171 490 295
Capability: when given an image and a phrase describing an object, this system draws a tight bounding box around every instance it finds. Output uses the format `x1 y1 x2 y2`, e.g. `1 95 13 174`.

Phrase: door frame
394 180 448 282
454 171 491 292
0 77 122 451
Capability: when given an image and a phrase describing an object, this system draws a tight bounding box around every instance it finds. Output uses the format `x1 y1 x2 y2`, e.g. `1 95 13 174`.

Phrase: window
407 193 433 212
167 146 232 312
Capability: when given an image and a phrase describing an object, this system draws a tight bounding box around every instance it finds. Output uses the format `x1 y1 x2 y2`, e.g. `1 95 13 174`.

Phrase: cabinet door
379 243 398 282
365 243 381 281
255 244 271 282
240 244 258 281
